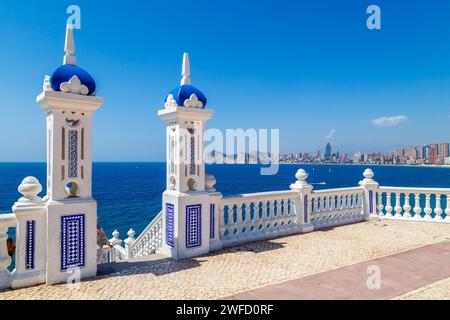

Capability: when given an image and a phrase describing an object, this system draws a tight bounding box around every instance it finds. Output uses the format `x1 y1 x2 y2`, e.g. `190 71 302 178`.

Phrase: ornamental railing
217 190 300 247
0 214 16 290
106 210 163 262
311 187 366 229
377 187 450 222
100 168 450 265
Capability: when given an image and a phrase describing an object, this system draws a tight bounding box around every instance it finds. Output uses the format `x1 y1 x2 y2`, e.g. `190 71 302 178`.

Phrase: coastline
276 162 450 169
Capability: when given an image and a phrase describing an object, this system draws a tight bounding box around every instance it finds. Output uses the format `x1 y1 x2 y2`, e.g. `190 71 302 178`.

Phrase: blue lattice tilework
210 204 215 239
25 220 35 270
186 204 201 248
68 130 78 178
61 214 85 271
190 136 195 175
304 195 308 223
166 203 175 247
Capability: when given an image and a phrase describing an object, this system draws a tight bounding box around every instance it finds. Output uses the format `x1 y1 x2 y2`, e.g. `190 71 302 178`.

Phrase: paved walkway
0 220 449 300
228 241 450 300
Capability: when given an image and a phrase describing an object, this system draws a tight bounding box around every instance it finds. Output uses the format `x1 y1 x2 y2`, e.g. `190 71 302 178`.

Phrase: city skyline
279 141 450 166
1 1 450 161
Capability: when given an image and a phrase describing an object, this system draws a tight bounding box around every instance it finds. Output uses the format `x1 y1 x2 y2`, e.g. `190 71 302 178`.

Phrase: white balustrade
97 169 449 265
218 190 299 246
0 214 16 290
378 187 450 223
128 211 163 259
310 187 365 229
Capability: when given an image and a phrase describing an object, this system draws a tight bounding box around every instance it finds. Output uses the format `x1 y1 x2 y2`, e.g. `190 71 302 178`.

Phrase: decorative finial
290 169 313 191
16 176 43 204
205 174 217 192
363 168 374 181
63 24 76 65
127 229 136 239
181 52 191 85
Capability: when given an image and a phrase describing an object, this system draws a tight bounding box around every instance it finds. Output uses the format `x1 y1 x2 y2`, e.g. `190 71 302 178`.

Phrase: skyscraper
325 142 332 159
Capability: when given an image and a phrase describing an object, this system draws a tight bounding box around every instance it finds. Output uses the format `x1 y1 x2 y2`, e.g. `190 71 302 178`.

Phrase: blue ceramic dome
50 64 96 95
166 84 207 108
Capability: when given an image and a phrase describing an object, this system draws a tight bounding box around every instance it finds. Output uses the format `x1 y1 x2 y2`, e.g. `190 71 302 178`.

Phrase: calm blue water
1 163 450 238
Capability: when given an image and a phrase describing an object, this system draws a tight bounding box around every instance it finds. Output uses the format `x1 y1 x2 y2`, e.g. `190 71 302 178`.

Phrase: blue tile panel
186 204 201 248
25 220 35 270
61 214 85 271
68 130 78 178
166 203 175 247
210 204 215 239
304 195 308 223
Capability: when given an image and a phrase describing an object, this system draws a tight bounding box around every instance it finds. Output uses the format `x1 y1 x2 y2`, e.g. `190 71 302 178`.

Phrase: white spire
181 52 191 85
63 24 76 65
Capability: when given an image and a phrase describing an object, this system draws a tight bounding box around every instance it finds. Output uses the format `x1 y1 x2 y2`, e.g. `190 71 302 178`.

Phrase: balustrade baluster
318 197 324 224
266 200 272 231
323 196 328 223
258 201 265 230
445 195 450 221
227 205 234 238
329 196 335 220
403 194 412 218
274 200 280 228
219 205 226 238
377 192 384 219
235 204 243 237
348 195 354 219
394 193 402 218
385 193 393 217
424 194 432 220
433 194 443 220
413 194 422 219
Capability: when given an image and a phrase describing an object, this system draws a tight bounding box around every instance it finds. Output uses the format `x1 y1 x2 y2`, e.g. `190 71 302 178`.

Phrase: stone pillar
290 169 314 233
124 229 136 259
36 24 103 285
0 214 16 290
158 53 213 260
11 177 47 289
359 168 379 221
206 174 223 251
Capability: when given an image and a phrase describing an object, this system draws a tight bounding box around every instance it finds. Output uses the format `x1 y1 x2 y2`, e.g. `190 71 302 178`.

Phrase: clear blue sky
0 0 449 161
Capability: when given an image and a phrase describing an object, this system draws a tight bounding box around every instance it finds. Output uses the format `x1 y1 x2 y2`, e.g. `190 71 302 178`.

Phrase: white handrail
129 210 162 250
380 186 450 194
220 190 298 204
312 186 364 194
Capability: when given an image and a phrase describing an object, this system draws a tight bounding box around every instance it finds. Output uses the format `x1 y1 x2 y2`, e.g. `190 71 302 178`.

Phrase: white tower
36 25 104 284
158 53 214 259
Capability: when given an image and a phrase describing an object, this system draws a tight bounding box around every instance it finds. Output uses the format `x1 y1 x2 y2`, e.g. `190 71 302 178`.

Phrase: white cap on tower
63 24 76 65
181 52 191 85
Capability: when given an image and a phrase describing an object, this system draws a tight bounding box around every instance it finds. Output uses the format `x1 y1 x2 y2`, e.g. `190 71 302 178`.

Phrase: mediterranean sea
1 163 449 238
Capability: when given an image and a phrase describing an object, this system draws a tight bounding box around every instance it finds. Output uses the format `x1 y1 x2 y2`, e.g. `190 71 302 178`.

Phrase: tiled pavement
0 220 449 300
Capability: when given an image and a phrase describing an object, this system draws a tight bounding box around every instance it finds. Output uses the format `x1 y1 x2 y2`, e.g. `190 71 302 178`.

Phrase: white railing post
434 195 443 220
359 168 379 221
290 169 314 233
413 194 422 219
124 229 136 259
109 230 122 261
206 174 223 251
11 177 47 289
403 194 412 218
0 214 16 290
445 195 450 222
424 194 432 220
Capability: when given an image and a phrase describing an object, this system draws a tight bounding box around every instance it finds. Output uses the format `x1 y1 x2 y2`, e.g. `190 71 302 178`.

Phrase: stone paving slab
393 277 450 300
227 241 450 300
0 220 449 300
